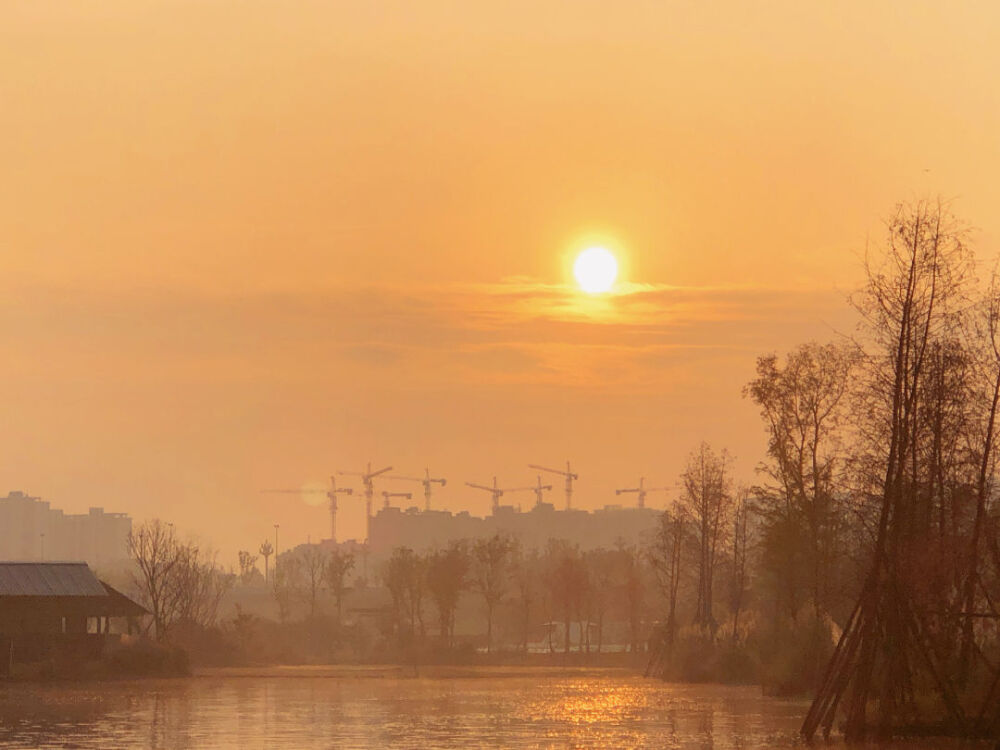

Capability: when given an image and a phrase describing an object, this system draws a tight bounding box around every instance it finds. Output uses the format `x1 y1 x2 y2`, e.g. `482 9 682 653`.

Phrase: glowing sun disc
573 247 618 293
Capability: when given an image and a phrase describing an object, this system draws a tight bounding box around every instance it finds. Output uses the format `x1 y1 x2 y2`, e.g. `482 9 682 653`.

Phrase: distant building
0 491 132 568
368 501 660 558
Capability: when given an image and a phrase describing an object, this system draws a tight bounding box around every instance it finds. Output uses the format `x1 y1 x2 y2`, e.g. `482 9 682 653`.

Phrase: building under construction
367 501 659 558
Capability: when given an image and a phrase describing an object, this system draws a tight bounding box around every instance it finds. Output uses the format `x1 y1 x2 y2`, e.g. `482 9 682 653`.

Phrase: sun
573 247 618 293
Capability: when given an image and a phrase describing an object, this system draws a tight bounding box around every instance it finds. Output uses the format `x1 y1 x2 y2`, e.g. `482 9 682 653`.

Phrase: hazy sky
3 1 1000 558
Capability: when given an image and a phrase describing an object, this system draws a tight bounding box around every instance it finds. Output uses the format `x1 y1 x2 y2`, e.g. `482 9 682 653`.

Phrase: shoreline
192 663 640 680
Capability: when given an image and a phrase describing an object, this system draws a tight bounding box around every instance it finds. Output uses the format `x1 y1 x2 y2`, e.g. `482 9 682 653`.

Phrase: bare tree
273 555 300 623
472 533 514 653
238 550 259 585
618 543 645 653
426 542 469 647
744 341 855 618
545 540 584 653
729 489 752 640
127 519 184 640
678 442 733 635
324 547 355 626
584 547 616 653
804 200 977 740
384 547 425 639
648 505 686 648
510 544 538 654
298 545 327 620
175 546 232 628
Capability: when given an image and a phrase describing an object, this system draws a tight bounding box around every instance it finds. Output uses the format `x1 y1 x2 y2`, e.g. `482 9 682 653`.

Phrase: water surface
0 667 979 749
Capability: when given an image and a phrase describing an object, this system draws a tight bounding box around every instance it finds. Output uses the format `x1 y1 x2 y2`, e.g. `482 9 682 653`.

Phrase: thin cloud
4 278 852 390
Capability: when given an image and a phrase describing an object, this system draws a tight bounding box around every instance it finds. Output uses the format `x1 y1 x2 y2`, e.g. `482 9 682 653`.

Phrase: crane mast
615 476 669 509
260 475 353 543
506 475 554 507
385 467 447 511
528 460 578 509
466 476 504 513
338 461 392 541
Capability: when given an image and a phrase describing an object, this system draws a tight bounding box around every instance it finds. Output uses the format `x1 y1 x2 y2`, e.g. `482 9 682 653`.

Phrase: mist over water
0 669 961 749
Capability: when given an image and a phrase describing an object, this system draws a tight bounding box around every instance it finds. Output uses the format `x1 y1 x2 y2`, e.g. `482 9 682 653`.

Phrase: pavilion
0 561 148 674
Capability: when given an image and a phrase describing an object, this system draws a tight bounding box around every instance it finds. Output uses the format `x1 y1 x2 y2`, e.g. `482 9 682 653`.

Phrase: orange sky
3 1 1000 559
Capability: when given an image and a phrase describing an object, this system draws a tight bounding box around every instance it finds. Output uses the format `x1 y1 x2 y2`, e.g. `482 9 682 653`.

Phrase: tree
744 341 855 619
384 547 424 639
544 540 588 653
128 521 232 638
678 442 733 634
238 550 259 586
729 489 753 640
273 555 300 623
174 545 232 628
127 519 184 640
472 533 514 653
804 200 979 740
648 505 686 648
298 544 327 620
426 542 469 647
584 547 616 653
618 544 645 653
510 544 539 654
324 547 356 626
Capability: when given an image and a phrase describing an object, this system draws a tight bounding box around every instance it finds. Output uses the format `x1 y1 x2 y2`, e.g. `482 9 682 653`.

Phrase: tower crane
260 476 354 543
466 476 505 513
337 461 392 541
381 491 413 508
528 461 579 509
385 468 447 511
615 476 669 509
506 475 554 507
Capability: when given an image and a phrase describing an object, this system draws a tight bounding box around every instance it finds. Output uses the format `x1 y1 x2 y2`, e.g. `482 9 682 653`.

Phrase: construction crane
505 475 554 507
615 476 669 509
385 468 447 511
260 476 354 543
528 461 579 509
381 490 412 509
466 476 505 513
337 461 392 541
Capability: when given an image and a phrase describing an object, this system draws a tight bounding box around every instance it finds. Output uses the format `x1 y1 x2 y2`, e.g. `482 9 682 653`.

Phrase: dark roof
0 562 109 597
101 581 150 617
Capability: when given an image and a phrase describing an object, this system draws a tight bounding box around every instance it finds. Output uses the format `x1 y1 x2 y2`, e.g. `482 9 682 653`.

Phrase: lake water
0 667 979 749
